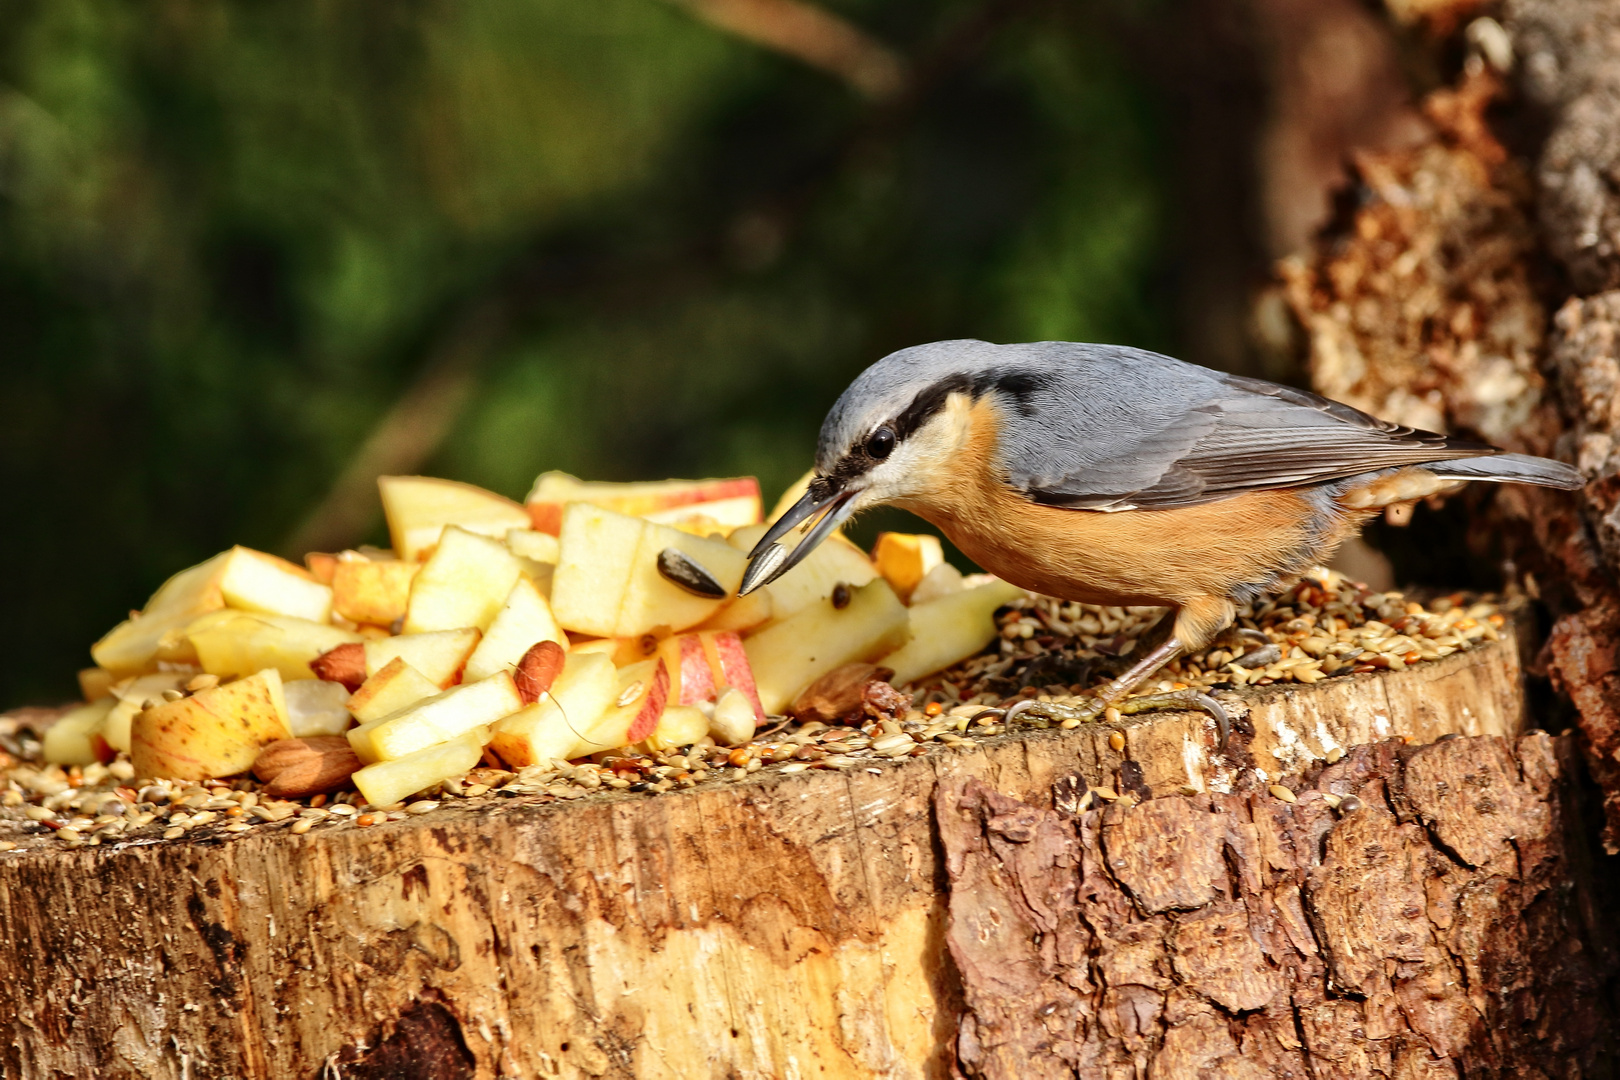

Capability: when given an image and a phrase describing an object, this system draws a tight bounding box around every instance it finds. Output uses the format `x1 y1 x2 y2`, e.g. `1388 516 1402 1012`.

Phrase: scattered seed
224 822 251 833
290 818 315 835
1337 795 1363 813
1325 746 1345 764
656 548 727 599
406 801 440 815
1268 784 1297 804
163 826 185 840
328 804 357 817
1092 786 1119 802
1322 793 1343 809
1108 731 1125 752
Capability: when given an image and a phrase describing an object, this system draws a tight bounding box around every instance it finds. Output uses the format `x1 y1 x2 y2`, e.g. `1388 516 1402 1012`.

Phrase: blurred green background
1 0 1360 705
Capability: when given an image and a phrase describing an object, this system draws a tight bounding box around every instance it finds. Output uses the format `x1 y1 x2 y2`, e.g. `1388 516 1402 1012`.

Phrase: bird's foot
1004 687 1231 749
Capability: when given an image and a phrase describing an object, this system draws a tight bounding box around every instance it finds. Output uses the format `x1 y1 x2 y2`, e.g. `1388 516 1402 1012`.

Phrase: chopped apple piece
104 672 201 753
709 687 756 746
364 673 523 762
641 496 762 533
305 552 339 584
550 504 746 638
727 523 877 622
42 699 117 766
871 533 944 603
403 526 523 634
187 611 363 682
692 589 774 633
568 637 628 661
378 475 531 562
364 628 481 689
283 678 353 738
90 553 230 675
659 633 715 706
130 668 292 781
570 658 670 757
505 528 560 564
655 630 764 723
489 651 618 767
878 579 1026 686
348 657 443 726
524 472 760 535
703 629 766 722
909 561 966 605
218 546 333 623
352 726 490 807
78 667 116 704
641 705 710 752
744 579 910 714
332 557 419 627
462 578 567 683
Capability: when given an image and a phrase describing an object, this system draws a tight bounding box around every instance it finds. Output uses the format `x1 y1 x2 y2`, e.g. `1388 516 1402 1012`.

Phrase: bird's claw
1003 688 1231 749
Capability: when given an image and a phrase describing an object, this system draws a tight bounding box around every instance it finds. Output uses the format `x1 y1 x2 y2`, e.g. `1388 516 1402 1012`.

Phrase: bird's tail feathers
1428 453 1583 490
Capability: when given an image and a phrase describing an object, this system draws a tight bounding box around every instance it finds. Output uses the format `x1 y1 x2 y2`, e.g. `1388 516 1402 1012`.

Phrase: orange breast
891 397 1355 608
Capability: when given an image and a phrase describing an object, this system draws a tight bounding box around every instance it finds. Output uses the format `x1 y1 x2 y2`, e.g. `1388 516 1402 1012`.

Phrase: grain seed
1268 784 1297 804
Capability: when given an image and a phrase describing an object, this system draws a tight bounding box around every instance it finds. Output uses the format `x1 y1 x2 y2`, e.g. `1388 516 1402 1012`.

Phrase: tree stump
3 623 1614 1079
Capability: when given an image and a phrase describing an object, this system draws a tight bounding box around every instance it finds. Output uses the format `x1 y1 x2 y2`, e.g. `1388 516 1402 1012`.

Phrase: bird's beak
738 481 858 595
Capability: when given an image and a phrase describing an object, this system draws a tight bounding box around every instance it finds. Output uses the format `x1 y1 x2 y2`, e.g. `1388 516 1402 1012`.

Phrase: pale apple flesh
524 472 761 535
743 578 910 715
130 669 292 782
877 579 1026 686
351 726 490 807
363 629 481 689
346 656 444 730
403 526 524 634
488 651 618 767
331 557 419 626
461 577 566 683
360 673 523 763
871 533 945 603
378 475 531 562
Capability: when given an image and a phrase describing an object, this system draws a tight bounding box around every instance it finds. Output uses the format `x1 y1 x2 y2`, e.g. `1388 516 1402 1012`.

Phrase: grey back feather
818 341 1576 508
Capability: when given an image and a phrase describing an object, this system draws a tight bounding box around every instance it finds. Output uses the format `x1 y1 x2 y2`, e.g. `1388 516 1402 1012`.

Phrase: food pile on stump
0 471 1508 852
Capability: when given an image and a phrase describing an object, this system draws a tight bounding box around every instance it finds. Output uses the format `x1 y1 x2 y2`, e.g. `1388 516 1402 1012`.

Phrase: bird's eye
866 427 895 460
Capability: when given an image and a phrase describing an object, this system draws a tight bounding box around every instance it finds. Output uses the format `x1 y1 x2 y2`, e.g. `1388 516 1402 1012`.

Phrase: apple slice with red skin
571 658 670 755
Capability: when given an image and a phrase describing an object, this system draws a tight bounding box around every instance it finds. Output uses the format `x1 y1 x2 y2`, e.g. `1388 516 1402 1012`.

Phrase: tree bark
1281 1 1620 852
3 626 1612 1078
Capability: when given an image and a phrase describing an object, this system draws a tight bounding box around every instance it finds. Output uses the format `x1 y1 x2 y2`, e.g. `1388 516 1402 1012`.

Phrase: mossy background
1 0 1287 706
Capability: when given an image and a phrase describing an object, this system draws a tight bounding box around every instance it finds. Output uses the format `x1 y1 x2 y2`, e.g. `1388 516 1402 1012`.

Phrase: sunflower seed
657 547 727 599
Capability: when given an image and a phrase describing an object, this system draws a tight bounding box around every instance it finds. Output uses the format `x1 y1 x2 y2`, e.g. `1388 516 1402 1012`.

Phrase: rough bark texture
1511 0 1620 294
940 732 1619 1079
0 633 1587 1079
1281 11 1620 849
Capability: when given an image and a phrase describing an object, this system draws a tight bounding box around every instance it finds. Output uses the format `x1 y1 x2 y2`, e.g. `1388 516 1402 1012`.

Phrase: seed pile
0 568 1504 855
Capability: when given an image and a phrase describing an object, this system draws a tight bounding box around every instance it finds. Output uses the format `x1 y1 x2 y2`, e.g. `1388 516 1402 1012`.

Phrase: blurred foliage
0 0 1174 705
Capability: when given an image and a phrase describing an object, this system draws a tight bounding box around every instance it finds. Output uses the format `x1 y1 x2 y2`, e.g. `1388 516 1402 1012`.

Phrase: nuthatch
739 340 1582 738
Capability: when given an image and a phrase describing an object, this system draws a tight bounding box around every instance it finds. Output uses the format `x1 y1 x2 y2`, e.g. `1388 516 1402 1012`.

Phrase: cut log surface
1 626 1614 1079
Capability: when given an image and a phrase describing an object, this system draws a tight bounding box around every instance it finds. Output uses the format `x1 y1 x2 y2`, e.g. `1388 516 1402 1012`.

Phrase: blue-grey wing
988 346 1495 510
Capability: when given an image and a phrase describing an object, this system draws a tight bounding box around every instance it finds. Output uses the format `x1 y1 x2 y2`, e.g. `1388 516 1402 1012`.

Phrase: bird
737 339 1583 744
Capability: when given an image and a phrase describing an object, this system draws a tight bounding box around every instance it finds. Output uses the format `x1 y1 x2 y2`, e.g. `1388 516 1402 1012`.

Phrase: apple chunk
361 672 523 762
351 726 490 807
187 612 363 682
363 628 481 689
332 557 420 627
488 651 618 767
878 579 1026 686
743 579 910 715
726 523 877 622
378 475 531 562
42 699 117 766
130 669 292 781
871 533 944 603
462 577 567 683
217 546 333 623
347 657 443 725
524 472 760 535
570 658 670 757
550 504 746 638
656 630 763 723
283 678 353 738
102 673 193 753
403 526 524 634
